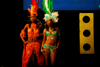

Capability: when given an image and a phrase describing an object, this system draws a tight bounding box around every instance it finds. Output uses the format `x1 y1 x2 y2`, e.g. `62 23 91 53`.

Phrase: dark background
1 0 100 67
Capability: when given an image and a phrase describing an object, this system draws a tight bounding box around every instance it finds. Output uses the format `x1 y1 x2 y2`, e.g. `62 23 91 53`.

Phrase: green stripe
41 0 53 15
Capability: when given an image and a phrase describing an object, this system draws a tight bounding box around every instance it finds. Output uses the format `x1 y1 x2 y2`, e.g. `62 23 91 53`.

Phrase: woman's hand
53 47 58 52
23 41 28 48
23 40 28 44
41 47 43 52
41 47 45 53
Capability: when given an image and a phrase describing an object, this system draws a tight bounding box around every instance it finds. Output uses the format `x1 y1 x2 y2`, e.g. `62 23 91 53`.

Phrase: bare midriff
44 36 57 46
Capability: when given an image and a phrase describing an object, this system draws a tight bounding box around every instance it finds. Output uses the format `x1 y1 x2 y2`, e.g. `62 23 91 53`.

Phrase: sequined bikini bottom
43 44 56 53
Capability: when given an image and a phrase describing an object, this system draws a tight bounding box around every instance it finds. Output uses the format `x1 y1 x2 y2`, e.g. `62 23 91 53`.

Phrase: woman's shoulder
43 28 47 33
55 27 60 32
55 27 59 30
22 24 29 30
44 28 46 31
25 24 29 28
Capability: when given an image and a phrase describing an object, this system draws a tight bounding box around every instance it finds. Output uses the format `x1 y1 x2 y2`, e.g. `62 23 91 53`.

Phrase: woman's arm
41 29 46 51
20 24 29 44
56 27 61 48
53 27 61 51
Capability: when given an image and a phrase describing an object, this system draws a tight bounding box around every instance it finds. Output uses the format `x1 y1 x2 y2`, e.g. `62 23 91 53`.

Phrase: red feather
31 0 39 6
36 0 39 6
31 0 35 6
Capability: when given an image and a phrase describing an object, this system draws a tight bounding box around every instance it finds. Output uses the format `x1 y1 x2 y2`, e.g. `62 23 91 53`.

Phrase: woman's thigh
43 48 50 59
50 51 57 62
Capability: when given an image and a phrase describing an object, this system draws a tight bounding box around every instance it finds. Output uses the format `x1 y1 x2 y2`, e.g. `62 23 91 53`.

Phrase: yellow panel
79 13 94 54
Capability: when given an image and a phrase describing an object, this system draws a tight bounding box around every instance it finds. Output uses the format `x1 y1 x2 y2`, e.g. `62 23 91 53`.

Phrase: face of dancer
30 14 37 22
46 19 52 26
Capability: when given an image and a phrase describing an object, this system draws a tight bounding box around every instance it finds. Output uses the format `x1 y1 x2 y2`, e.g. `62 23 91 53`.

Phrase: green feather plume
41 0 53 15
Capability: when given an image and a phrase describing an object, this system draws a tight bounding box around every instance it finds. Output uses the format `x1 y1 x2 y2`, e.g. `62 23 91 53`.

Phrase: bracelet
41 49 43 52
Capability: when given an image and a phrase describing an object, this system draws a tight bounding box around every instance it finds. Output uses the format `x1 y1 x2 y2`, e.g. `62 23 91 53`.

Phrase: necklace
49 26 53 32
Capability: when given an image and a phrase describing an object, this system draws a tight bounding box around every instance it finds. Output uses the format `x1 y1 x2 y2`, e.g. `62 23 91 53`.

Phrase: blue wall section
23 0 100 10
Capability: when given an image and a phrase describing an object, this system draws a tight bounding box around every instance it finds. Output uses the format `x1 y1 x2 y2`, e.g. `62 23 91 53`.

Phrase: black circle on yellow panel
83 30 90 37
83 16 90 23
83 43 91 51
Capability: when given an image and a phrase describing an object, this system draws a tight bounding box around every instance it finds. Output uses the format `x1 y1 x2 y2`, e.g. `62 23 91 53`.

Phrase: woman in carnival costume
20 0 44 67
41 0 61 66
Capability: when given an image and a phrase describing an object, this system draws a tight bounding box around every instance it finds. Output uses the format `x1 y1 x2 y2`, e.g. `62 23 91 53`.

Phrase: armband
58 33 60 36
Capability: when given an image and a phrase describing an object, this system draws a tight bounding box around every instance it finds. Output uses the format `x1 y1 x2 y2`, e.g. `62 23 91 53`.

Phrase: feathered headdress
28 0 40 16
42 0 59 23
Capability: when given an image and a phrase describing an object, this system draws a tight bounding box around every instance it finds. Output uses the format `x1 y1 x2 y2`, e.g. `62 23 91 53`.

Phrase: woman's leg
50 51 57 66
30 52 35 66
33 42 44 66
43 48 49 66
25 43 34 66
26 52 35 67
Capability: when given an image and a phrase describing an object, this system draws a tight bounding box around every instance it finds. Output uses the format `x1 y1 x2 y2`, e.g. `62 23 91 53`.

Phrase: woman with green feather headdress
41 0 60 66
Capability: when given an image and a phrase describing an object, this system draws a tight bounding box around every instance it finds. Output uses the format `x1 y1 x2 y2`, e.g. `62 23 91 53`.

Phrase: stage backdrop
23 0 100 10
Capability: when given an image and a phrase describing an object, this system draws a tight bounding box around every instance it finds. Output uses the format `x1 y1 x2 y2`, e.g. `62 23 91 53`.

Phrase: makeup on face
46 19 52 26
